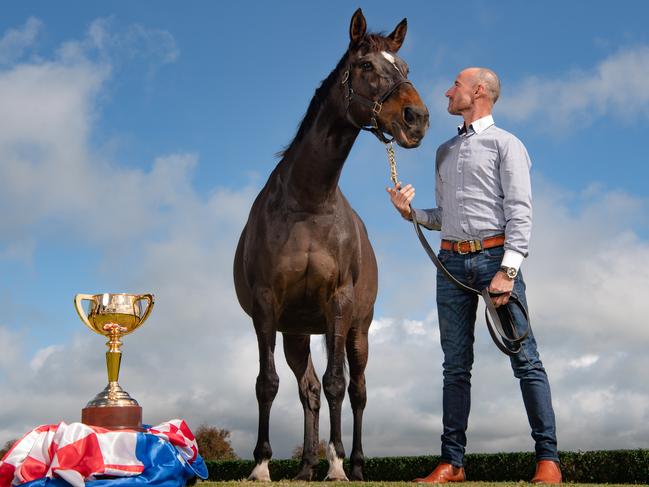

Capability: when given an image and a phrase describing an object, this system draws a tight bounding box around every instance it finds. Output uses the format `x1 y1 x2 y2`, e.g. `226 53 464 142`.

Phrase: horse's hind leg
283 333 321 480
249 289 279 481
346 320 370 480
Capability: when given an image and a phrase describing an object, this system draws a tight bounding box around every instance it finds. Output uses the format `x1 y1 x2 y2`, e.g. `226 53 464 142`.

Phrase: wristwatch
500 266 518 279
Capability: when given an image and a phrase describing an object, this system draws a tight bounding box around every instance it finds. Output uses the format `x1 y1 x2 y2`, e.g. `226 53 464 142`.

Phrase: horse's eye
360 61 373 72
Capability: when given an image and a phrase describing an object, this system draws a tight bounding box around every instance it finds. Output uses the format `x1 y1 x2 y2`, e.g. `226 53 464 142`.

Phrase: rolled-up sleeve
410 150 443 231
411 207 442 230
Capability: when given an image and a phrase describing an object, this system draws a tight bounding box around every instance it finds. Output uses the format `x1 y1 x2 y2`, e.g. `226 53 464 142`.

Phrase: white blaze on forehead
381 51 395 64
381 50 404 76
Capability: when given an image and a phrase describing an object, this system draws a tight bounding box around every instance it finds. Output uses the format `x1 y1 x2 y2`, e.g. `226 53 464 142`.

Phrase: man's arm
489 134 532 307
500 135 532 270
386 182 443 230
410 207 442 230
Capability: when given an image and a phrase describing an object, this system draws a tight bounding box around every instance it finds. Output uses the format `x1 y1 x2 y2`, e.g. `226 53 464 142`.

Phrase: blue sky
1 0 649 463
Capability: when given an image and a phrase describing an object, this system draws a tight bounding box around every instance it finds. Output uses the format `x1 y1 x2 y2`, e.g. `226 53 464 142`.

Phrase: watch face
507 267 517 278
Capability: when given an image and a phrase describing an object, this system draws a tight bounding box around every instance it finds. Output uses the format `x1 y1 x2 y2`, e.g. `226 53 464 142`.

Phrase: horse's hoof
349 468 364 481
293 462 315 481
293 470 314 481
248 460 271 482
325 443 349 481
324 473 349 481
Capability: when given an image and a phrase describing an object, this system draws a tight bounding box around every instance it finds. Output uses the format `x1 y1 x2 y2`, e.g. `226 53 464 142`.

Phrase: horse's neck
282 97 359 209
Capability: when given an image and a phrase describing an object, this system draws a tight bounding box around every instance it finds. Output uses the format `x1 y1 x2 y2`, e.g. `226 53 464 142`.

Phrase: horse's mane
278 33 398 160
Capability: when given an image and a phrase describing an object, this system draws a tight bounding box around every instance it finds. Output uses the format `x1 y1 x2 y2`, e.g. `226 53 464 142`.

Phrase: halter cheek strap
341 68 412 144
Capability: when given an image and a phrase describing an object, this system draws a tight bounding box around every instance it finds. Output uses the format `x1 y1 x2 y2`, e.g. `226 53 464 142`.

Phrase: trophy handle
75 294 98 334
135 294 155 325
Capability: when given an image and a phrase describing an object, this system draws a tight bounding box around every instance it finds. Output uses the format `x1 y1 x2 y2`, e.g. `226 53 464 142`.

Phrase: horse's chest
275 220 349 292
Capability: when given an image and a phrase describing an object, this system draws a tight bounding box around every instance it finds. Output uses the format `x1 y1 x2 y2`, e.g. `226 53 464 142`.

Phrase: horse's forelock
355 32 398 54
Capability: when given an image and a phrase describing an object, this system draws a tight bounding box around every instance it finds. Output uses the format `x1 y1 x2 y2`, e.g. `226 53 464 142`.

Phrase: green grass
199 483 642 487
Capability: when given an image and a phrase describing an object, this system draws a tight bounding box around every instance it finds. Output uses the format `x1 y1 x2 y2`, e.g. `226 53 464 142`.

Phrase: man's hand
488 270 514 307
386 182 415 219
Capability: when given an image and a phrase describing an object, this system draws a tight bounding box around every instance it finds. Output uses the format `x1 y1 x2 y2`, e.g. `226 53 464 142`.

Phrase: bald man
388 68 561 484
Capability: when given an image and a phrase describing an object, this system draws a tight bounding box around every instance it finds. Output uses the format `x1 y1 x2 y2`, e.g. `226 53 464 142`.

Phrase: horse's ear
388 18 407 51
349 8 367 46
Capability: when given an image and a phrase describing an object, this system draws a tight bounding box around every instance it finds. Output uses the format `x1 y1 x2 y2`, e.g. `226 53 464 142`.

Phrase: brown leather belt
441 234 505 254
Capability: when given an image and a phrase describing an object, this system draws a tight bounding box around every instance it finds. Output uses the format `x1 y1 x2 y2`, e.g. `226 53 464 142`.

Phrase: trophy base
82 405 143 431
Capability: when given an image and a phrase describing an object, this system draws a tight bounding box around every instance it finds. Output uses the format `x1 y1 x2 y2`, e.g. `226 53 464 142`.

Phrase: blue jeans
436 246 558 467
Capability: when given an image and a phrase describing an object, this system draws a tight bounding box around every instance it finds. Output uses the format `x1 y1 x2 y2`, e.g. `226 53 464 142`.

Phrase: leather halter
341 59 412 144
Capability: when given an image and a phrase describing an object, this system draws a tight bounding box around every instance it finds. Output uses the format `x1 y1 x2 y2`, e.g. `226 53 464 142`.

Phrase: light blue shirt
411 115 532 269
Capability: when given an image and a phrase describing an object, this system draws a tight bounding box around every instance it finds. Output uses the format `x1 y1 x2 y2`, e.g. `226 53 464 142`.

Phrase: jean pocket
438 249 452 264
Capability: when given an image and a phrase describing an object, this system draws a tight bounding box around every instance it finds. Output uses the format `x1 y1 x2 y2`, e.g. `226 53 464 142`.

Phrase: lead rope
385 144 533 358
386 142 398 186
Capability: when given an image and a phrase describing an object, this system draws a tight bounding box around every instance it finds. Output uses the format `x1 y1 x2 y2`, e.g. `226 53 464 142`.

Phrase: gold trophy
75 293 154 430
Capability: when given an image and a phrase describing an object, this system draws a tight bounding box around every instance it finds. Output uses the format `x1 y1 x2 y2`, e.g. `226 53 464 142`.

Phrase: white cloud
0 17 42 66
497 45 649 128
568 354 599 369
0 327 22 372
0 17 182 257
83 18 179 74
29 345 64 372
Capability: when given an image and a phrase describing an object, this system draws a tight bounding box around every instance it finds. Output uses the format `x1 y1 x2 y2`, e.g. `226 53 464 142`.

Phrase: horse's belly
278 305 327 335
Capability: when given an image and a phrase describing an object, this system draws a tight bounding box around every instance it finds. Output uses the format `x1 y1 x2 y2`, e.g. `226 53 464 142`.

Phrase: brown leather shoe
531 460 562 484
414 463 466 483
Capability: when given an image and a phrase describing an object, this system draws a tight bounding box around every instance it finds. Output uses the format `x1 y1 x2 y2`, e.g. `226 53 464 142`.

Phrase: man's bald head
446 67 501 119
465 67 501 105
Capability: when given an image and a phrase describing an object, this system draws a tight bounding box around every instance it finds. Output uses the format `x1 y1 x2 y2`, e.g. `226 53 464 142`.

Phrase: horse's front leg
249 287 279 482
323 288 353 481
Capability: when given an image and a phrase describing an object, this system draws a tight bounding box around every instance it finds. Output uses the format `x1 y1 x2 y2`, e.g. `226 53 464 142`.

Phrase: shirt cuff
501 249 525 271
409 207 423 221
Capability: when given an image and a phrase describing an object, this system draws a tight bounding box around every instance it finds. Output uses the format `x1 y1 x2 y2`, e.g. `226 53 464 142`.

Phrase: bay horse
233 9 429 481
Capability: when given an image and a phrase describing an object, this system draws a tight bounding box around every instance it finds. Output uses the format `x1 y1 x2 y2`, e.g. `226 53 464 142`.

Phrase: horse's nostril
404 107 416 125
404 106 429 127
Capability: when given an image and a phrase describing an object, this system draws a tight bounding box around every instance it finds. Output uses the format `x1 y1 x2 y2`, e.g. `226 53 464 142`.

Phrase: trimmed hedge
205 449 649 484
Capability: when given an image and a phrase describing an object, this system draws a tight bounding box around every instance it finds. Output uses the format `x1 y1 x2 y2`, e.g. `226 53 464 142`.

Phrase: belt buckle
457 239 481 254
456 239 470 254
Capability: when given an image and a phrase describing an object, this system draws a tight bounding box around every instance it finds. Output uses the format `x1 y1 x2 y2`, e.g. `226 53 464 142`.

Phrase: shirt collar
457 114 495 136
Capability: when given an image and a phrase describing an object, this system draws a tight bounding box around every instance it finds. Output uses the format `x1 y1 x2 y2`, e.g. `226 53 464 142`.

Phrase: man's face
445 69 477 115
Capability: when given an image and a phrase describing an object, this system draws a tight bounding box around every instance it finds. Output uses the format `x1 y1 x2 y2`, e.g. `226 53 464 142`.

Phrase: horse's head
342 9 429 148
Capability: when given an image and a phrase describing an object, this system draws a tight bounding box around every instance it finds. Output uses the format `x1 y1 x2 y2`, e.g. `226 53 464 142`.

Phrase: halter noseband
341 59 412 144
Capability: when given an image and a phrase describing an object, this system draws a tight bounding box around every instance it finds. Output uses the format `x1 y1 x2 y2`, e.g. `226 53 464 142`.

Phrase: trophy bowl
75 293 154 430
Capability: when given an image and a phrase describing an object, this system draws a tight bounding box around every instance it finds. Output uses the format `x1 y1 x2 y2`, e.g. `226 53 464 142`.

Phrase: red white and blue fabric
0 419 207 487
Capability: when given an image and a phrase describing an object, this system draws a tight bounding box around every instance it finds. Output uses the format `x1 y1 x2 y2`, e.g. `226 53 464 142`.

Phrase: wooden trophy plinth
82 405 143 431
